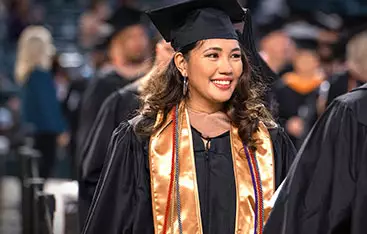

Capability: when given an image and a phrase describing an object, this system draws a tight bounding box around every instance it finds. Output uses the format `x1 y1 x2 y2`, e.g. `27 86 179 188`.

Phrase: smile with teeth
212 80 231 85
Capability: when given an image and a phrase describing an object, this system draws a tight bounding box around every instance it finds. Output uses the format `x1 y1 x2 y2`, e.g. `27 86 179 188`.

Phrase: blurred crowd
0 0 366 233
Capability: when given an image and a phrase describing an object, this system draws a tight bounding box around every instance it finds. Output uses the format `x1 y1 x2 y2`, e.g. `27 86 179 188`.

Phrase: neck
186 96 223 114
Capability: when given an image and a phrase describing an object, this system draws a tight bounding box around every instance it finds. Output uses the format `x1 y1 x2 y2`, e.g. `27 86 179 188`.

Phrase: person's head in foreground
135 0 275 149
80 1 298 234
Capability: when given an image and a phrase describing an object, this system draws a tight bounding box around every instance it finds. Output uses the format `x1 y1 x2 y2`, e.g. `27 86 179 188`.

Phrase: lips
211 78 233 90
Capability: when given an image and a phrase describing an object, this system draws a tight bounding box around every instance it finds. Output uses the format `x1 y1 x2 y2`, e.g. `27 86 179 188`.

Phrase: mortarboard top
146 0 246 51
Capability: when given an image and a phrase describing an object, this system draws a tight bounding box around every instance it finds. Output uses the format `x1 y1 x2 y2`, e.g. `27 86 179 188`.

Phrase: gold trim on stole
149 105 203 234
230 122 275 233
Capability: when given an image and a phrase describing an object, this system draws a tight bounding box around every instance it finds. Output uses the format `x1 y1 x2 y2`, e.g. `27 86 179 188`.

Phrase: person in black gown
77 39 174 228
82 0 296 233
264 82 367 234
273 38 325 148
76 5 151 161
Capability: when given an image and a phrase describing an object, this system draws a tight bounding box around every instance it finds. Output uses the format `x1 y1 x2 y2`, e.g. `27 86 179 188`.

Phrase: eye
205 53 219 59
231 53 241 59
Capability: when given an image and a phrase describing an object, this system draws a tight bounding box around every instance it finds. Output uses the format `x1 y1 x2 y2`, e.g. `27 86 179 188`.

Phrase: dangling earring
183 76 188 96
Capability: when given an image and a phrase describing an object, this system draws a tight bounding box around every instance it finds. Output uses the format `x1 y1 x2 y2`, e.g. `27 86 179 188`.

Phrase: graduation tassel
174 105 183 234
163 104 183 234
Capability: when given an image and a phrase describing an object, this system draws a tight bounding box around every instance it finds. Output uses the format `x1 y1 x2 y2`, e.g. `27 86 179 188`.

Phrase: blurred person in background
79 0 110 50
319 25 367 112
304 13 341 77
15 26 68 180
281 13 341 76
274 38 325 148
259 23 295 76
317 29 339 76
78 37 173 230
90 40 110 77
62 41 109 180
76 5 151 166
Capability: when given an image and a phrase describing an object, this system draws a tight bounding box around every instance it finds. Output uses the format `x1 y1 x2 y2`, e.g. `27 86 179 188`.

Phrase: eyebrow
203 47 241 53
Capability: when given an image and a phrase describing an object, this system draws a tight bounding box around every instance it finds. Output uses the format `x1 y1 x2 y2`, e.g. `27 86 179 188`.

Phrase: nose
218 57 233 75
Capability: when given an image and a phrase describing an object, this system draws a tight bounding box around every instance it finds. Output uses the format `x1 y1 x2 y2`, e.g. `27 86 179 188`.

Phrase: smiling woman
136 37 268 150
81 0 297 234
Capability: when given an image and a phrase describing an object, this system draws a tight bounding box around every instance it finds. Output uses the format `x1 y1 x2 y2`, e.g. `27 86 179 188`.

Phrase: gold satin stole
149 105 275 234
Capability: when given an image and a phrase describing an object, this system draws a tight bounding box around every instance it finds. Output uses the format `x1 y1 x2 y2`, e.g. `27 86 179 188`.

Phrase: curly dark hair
134 40 274 150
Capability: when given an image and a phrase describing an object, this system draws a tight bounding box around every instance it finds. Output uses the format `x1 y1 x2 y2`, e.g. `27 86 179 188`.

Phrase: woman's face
178 39 243 108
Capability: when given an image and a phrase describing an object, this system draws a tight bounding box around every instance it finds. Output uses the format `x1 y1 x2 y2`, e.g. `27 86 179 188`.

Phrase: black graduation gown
326 71 365 107
76 71 131 161
264 84 367 234
78 82 140 228
82 119 296 234
273 79 319 148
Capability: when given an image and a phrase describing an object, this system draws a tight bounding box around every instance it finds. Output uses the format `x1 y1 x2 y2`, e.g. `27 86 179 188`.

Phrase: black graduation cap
146 0 245 51
106 6 143 38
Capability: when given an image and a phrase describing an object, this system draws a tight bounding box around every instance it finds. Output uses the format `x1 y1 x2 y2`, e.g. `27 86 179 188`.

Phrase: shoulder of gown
335 84 367 125
78 91 120 167
79 85 140 187
264 85 367 234
82 119 153 234
78 88 141 224
77 73 130 149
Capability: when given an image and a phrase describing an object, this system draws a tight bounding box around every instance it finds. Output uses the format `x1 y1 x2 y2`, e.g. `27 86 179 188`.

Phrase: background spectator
15 26 68 180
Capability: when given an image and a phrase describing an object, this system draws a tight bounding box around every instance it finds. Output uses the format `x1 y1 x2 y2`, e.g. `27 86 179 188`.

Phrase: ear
174 52 188 77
